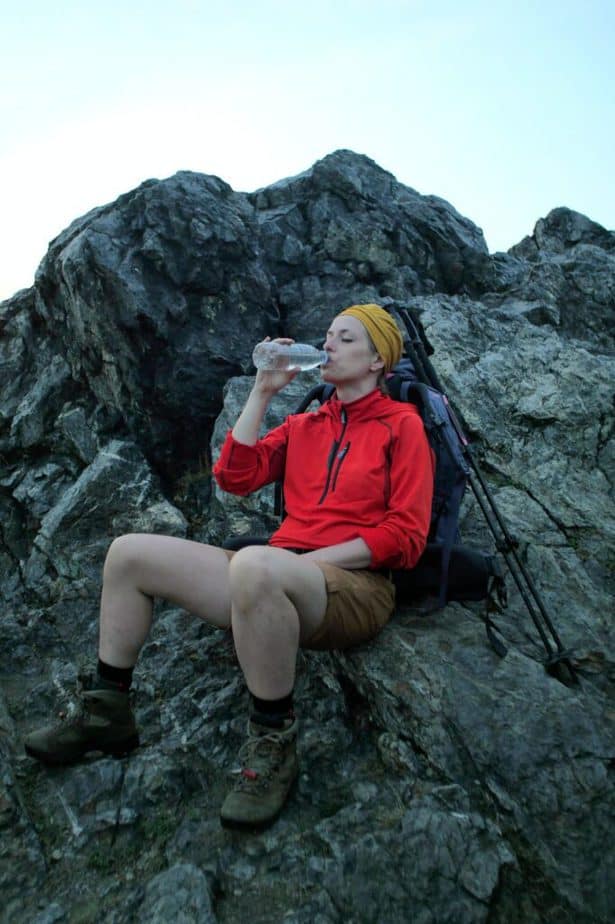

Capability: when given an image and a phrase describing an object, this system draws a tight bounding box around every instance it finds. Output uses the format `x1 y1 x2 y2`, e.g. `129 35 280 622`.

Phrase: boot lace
56 688 90 728
231 730 286 793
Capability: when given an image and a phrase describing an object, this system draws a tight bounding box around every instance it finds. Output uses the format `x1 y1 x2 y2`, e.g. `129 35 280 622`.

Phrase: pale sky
1 0 613 302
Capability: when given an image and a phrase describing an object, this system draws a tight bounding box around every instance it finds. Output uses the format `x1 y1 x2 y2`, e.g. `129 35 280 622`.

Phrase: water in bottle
252 342 328 372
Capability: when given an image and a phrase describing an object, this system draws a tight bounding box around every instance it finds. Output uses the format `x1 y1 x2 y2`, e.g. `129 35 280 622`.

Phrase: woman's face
321 315 383 383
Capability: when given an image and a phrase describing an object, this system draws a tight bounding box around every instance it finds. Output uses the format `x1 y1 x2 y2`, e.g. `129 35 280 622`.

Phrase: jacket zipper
318 408 348 504
330 442 351 492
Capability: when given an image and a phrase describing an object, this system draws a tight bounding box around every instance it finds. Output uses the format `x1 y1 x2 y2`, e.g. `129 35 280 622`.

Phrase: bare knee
103 534 146 583
228 546 280 610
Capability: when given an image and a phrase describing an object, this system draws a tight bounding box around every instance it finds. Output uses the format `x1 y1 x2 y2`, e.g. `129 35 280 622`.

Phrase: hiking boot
24 689 139 765
220 716 299 830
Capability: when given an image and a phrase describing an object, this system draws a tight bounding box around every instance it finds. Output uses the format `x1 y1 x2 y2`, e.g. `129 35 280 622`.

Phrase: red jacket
213 388 434 570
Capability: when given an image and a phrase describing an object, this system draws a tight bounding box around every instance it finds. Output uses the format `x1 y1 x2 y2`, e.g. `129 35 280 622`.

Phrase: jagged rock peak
511 206 615 257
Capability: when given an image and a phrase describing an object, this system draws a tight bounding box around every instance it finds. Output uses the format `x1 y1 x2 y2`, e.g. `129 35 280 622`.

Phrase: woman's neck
334 379 380 404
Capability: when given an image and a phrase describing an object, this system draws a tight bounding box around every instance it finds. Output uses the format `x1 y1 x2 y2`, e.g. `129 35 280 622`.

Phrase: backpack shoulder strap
293 383 335 413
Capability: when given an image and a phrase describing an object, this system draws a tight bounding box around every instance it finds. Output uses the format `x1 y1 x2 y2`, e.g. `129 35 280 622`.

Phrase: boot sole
220 806 284 832
24 733 140 766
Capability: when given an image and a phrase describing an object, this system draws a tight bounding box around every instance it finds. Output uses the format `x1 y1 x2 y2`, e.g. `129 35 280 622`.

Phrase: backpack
386 358 475 606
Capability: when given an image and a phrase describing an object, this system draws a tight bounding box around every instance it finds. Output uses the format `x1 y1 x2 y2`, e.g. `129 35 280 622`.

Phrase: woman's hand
232 337 299 446
253 337 300 396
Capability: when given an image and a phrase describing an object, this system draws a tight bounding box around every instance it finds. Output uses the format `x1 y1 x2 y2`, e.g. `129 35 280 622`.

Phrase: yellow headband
339 304 404 372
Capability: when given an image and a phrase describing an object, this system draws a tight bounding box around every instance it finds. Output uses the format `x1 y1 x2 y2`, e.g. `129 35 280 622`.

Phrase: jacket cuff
217 432 259 465
357 527 401 569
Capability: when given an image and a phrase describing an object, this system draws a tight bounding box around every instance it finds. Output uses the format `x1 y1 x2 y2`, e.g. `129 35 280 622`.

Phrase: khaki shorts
223 549 395 651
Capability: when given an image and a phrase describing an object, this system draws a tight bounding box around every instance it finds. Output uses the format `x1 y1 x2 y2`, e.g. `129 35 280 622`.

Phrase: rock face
0 150 613 923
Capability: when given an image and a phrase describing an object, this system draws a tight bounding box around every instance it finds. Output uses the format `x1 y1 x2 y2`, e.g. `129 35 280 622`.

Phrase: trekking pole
398 308 578 684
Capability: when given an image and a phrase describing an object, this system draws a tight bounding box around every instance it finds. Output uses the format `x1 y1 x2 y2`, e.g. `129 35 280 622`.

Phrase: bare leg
228 546 327 700
99 533 233 668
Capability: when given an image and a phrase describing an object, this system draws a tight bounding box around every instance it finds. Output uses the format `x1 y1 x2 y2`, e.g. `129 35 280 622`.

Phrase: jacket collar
321 388 392 422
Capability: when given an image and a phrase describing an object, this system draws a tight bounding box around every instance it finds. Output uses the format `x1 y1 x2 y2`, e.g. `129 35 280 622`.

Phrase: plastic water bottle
252 342 328 372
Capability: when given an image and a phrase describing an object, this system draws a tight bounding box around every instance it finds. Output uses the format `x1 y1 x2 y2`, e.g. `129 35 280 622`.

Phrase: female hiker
25 304 434 830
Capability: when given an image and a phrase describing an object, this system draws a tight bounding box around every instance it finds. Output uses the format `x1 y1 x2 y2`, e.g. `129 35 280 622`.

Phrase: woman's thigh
107 534 233 629
226 546 328 643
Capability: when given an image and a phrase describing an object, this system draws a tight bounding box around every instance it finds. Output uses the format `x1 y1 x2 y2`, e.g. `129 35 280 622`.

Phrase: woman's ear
370 354 386 372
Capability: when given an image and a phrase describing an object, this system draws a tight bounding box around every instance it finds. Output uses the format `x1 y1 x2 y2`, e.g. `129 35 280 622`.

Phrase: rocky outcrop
486 207 614 348
32 172 278 478
0 150 613 923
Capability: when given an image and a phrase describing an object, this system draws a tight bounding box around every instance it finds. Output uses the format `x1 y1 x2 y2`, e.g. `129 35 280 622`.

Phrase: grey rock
489 207 615 348
23 439 187 601
56 405 98 464
9 356 72 449
337 623 614 920
251 150 491 342
31 904 66 924
0 688 47 920
307 792 515 924
137 863 217 923
33 171 277 478
512 206 615 257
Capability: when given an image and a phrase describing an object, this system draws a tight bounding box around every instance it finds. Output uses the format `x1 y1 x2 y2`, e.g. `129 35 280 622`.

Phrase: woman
25 304 434 830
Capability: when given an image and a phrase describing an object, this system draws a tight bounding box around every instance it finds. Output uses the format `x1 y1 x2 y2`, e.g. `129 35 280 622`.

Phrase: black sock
97 658 134 693
251 692 294 728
